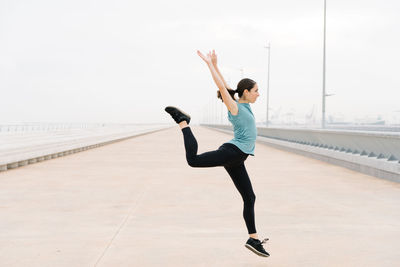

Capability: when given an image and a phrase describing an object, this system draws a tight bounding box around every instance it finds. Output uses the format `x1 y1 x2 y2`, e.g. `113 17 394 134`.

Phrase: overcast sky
1 0 399 124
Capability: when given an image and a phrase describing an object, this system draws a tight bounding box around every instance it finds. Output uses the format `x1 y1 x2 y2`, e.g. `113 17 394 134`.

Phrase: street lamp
322 0 327 128
264 42 271 127
324 92 335 126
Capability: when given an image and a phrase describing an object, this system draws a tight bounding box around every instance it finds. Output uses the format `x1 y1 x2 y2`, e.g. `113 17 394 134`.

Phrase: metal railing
0 123 161 133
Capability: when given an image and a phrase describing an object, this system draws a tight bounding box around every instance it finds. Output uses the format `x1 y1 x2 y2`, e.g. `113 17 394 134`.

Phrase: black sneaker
245 237 270 257
164 106 191 124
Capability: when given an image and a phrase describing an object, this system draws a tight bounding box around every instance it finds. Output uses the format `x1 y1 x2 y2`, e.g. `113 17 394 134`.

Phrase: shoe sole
245 244 270 257
165 106 191 122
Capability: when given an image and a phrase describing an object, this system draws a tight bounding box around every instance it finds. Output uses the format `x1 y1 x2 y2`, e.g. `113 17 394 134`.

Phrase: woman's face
244 84 260 103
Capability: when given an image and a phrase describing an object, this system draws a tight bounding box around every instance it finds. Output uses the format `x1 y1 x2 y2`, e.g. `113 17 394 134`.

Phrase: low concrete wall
0 126 171 172
203 124 400 183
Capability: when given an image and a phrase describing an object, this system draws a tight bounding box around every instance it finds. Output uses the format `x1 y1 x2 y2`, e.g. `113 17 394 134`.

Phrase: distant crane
271 106 282 122
306 105 316 125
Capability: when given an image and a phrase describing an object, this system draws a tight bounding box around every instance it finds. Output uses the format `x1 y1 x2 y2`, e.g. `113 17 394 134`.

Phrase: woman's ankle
249 233 258 239
179 121 188 129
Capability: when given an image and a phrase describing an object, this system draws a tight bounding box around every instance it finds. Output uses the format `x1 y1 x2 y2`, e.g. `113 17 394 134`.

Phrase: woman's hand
211 49 217 66
197 50 212 65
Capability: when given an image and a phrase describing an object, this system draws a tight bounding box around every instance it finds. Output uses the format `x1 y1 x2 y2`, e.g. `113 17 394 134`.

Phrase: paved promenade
1 126 399 266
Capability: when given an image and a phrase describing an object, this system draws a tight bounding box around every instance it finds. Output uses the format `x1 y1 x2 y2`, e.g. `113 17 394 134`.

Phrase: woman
164 50 269 257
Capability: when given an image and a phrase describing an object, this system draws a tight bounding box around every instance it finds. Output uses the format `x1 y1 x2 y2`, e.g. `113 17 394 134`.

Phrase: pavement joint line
93 181 152 267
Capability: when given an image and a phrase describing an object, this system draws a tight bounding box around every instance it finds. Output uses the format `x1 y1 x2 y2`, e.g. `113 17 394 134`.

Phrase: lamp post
322 0 327 128
264 42 271 127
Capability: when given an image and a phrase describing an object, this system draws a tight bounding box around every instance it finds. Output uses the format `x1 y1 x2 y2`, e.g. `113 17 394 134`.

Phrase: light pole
264 42 271 127
322 0 327 128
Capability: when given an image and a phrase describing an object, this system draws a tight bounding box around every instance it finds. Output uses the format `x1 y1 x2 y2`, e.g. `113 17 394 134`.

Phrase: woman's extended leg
224 162 257 236
181 127 244 168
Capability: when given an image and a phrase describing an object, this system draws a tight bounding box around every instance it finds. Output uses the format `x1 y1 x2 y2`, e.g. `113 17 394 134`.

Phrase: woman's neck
238 98 249 104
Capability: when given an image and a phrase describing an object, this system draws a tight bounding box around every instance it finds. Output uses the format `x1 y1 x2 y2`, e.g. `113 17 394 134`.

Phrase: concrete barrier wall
203 124 400 162
0 125 172 172
202 124 400 183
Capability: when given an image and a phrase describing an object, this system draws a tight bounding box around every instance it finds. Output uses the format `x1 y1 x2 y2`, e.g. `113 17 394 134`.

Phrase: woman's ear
242 89 248 100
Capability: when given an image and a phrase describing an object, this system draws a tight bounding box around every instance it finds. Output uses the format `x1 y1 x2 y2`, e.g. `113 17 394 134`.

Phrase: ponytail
216 78 256 102
217 88 237 102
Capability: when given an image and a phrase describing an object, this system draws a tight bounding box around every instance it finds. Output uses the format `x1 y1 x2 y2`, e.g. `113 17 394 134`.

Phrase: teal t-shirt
227 100 257 156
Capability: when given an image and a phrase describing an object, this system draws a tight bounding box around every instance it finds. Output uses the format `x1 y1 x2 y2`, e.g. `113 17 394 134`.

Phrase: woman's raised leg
181 127 240 168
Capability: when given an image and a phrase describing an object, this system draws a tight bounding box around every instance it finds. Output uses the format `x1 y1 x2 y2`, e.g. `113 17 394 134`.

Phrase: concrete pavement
1 126 399 266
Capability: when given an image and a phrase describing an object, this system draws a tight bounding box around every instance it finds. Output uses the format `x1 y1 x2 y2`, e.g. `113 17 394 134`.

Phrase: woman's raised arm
210 50 232 90
197 50 238 115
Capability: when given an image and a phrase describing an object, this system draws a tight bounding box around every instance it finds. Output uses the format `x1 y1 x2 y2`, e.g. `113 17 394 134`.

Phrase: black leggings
182 127 257 234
